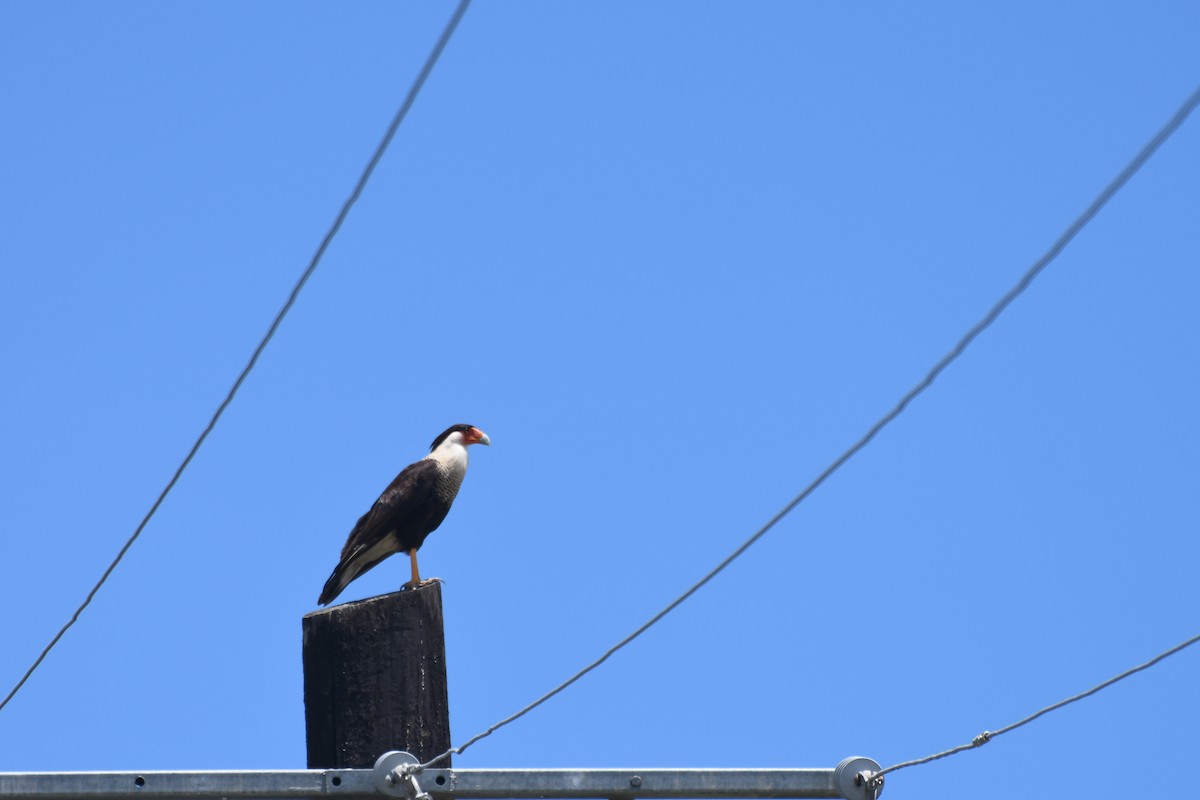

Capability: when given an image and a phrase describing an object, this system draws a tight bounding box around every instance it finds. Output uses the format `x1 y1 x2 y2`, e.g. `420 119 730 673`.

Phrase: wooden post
302 584 452 769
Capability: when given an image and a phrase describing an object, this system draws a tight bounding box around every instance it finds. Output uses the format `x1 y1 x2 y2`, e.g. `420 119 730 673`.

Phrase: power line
868 631 1200 790
413 81 1200 772
0 0 474 717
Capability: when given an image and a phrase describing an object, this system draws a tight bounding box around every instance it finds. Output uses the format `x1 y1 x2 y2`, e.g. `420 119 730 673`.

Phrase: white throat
427 435 469 476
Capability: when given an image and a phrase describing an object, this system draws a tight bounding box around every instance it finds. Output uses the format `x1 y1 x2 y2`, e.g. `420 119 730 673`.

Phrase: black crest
430 424 477 451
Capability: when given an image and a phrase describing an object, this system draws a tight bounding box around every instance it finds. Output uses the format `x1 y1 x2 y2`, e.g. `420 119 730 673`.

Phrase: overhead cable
0 0 474 717
869 631 1200 789
414 81 1200 771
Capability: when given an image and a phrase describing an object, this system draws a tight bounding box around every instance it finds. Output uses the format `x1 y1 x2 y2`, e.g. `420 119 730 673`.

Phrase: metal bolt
630 776 642 788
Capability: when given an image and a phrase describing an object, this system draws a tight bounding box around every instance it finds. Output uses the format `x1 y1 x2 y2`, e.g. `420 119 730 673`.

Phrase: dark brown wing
318 459 451 605
341 460 449 557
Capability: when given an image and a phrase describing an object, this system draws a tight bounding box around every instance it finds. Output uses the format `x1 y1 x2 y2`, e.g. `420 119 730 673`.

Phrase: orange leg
408 550 421 588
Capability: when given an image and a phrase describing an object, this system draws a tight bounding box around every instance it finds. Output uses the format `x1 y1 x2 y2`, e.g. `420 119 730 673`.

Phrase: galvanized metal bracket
374 752 431 800
1 757 885 800
834 757 883 800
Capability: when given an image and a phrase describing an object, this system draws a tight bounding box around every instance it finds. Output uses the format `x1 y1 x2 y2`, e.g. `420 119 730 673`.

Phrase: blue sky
2 3 1197 798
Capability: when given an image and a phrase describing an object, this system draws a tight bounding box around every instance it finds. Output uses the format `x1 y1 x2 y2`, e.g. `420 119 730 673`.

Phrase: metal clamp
374 752 431 800
833 757 883 800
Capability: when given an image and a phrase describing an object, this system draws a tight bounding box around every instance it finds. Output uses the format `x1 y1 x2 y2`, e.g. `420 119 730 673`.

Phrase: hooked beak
469 427 491 446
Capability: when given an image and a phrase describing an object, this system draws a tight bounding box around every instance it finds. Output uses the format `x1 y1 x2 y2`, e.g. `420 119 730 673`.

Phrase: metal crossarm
0 758 883 800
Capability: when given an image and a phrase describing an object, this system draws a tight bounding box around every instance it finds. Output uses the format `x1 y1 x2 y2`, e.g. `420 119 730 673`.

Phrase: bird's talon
400 577 444 591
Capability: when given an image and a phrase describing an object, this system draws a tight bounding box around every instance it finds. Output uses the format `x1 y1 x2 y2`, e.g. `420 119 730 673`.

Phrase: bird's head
430 424 491 451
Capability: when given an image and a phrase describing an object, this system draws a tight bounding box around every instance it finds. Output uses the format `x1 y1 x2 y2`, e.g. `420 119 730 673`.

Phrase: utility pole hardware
0 756 884 800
